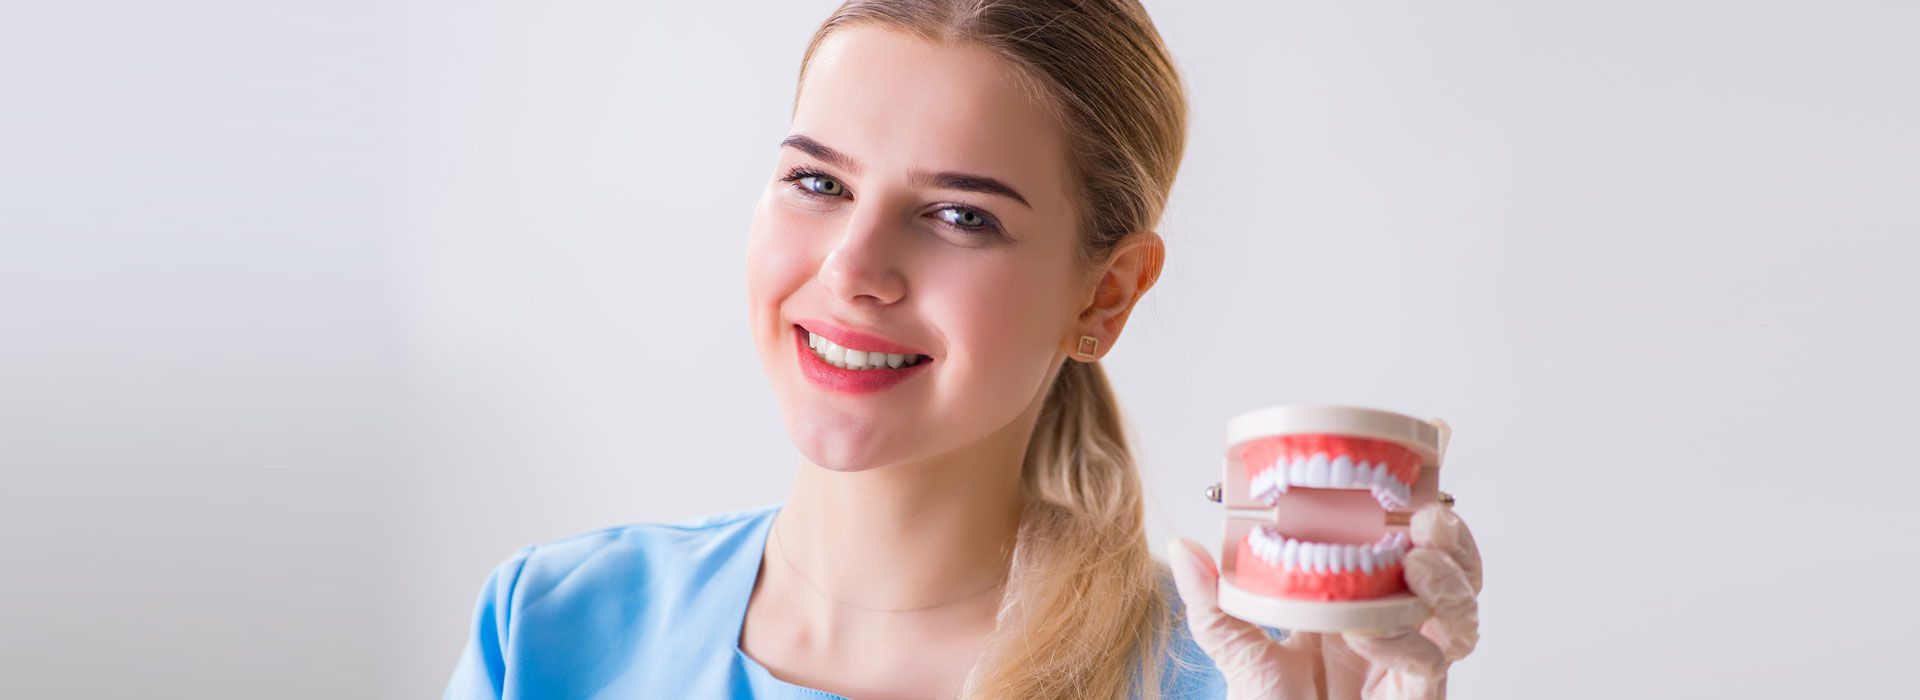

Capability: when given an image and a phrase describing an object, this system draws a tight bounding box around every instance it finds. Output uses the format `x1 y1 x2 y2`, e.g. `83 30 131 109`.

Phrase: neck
768 390 1047 629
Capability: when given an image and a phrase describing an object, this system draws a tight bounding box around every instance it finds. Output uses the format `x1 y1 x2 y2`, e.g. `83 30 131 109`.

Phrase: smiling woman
448 1 1244 698
438 0 1491 698
742 7 1191 697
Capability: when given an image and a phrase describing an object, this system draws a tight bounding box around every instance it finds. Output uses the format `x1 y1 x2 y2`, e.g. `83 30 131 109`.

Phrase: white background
6 1 1915 697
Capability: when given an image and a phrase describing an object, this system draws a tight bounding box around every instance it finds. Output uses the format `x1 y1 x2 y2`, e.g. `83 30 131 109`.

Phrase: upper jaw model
1210 405 1450 633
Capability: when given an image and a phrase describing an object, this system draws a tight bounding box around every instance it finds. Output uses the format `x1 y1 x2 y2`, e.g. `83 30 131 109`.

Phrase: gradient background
6 1 1915 697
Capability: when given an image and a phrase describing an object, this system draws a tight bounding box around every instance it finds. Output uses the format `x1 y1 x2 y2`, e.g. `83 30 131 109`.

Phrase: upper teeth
808 331 924 370
1249 453 1413 509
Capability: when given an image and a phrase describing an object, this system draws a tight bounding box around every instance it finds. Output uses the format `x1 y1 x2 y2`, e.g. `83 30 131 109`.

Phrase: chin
782 414 900 473
794 445 895 473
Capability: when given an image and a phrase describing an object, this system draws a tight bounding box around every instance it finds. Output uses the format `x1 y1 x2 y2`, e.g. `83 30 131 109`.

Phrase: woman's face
746 26 1087 472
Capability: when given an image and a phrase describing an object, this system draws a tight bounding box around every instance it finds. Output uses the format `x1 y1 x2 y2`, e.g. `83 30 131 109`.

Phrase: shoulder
466 503 779 633
500 503 779 603
447 504 778 696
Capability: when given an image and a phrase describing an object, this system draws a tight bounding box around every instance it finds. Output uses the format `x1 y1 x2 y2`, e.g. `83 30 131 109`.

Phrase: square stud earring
1076 335 1099 360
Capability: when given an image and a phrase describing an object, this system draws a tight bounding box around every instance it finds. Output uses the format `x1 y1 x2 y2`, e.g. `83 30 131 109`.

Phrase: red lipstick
792 324 933 395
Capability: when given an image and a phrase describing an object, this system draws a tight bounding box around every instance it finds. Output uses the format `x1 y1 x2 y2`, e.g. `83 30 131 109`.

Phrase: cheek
745 202 820 307
921 255 1070 374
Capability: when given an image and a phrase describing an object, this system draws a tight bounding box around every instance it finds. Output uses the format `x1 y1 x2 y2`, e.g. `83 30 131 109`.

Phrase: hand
1166 504 1483 699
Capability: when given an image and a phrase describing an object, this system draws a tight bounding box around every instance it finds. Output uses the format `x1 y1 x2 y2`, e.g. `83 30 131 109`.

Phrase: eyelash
779 166 1005 237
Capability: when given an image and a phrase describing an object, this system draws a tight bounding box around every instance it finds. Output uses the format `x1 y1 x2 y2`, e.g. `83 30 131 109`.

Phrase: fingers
1407 503 1482 664
1401 547 1479 662
1339 630 1447 699
1315 632 1375 699
1411 504 1481 594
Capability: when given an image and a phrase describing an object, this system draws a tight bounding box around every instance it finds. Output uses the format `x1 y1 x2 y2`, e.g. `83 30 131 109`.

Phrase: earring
1076 335 1099 360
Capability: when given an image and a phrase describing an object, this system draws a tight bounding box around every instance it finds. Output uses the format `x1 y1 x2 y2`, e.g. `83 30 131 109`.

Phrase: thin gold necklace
770 514 1009 613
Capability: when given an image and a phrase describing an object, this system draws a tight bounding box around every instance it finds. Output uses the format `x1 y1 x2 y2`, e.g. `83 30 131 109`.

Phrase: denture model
1207 405 1451 633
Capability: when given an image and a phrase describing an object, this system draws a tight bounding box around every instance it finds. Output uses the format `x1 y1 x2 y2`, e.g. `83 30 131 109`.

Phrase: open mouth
799 324 931 370
790 323 935 395
1232 434 1423 601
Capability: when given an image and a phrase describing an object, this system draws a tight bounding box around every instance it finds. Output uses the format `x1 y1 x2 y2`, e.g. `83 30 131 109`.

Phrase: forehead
793 26 1072 202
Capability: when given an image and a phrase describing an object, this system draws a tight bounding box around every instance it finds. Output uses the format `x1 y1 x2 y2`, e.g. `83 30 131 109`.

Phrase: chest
738 597 994 699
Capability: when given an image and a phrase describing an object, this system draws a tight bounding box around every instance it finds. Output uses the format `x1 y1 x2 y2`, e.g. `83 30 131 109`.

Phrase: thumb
1165 537 1303 698
1165 537 1289 642
1165 536 1225 612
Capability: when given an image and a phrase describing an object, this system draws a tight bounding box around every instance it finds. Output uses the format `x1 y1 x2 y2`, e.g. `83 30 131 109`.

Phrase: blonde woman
444 1 1483 698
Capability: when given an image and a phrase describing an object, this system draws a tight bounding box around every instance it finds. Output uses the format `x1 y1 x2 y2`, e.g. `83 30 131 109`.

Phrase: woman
444 1 1483 698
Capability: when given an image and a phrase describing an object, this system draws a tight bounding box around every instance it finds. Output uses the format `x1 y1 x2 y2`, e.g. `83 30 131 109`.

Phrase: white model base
1218 574 1431 634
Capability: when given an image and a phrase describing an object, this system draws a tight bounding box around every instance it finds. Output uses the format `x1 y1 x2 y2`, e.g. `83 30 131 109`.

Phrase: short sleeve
443 546 535 700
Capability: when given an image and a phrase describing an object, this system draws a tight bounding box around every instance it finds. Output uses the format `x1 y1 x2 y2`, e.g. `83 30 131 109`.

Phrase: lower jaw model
1211 405 1449 632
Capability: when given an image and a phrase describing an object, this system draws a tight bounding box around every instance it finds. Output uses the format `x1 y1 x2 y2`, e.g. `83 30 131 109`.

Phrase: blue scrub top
443 502 1229 699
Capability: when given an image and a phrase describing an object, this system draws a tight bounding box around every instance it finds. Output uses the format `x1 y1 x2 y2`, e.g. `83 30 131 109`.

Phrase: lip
791 319 933 358
792 324 933 395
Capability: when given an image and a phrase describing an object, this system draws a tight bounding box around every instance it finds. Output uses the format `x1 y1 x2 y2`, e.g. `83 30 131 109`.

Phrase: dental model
1207 405 1450 632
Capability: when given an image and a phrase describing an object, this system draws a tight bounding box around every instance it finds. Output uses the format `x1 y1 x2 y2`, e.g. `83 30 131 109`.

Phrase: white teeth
1248 526 1414 574
1250 465 1285 503
1331 455 1354 487
1371 476 1411 509
1248 451 1414 507
807 331 923 370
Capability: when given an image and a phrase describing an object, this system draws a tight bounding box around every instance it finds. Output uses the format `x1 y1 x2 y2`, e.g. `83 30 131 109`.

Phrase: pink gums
1236 433 1423 488
1233 537 1409 600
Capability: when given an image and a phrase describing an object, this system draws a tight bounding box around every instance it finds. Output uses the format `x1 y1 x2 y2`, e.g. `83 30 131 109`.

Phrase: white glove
1166 503 1483 699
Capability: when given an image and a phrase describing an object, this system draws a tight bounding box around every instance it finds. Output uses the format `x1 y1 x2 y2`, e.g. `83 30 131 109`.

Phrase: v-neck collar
727 503 851 699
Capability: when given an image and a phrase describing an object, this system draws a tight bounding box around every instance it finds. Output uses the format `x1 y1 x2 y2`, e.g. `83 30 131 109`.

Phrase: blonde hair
796 1 1190 697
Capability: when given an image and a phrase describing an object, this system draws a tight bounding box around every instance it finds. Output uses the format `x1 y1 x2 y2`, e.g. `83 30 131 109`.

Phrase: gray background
6 1 1915 697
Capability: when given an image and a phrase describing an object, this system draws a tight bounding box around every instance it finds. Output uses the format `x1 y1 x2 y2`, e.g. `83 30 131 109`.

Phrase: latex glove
1166 503 1483 699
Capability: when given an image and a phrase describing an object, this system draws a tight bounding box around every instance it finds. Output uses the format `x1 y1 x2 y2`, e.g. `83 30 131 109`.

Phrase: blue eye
781 167 844 197
779 166 1008 241
935 206 999 233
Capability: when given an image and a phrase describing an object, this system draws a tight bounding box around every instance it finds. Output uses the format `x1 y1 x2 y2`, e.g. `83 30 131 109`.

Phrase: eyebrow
779 134 1033 209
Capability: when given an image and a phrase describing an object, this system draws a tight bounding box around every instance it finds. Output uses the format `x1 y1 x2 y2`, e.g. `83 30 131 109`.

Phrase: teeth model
1234 433 1428 601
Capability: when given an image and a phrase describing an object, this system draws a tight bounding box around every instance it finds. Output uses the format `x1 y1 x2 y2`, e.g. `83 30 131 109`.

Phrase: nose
817 205 907 306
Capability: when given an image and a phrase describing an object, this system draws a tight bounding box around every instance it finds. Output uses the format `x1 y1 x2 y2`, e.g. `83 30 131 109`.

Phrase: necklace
770 514 1010 613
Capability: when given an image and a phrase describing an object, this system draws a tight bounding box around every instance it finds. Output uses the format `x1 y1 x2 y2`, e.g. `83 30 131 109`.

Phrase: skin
740 25 1163 699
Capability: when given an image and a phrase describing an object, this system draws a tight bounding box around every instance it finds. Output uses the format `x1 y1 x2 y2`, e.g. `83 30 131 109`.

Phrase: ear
1064 231 1165 362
